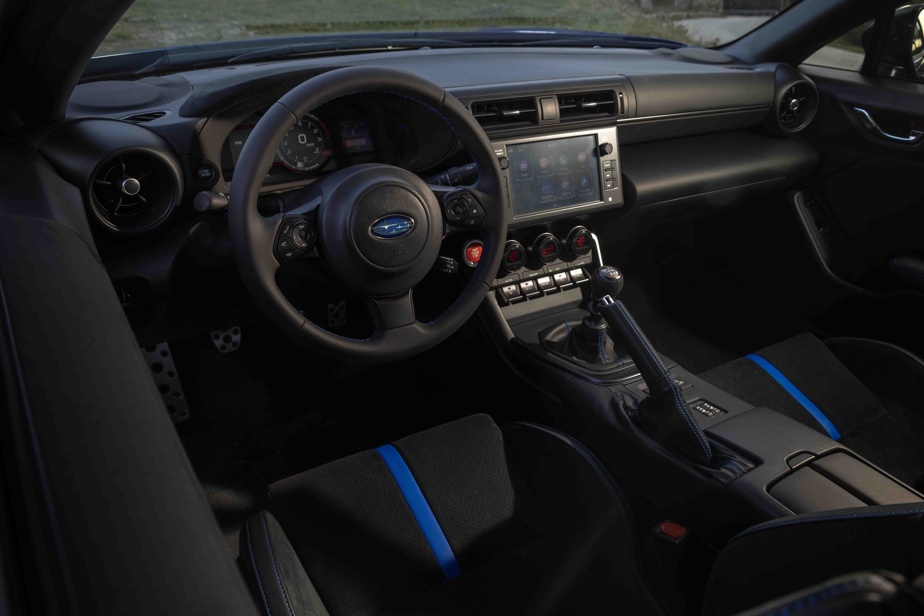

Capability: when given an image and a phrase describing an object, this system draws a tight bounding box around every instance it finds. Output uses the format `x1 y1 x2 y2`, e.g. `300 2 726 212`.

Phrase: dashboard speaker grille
67 75 192 116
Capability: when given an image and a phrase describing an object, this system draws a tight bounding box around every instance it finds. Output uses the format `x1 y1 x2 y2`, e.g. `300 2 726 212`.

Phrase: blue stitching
245 521 272 616
261 512 296 616
614 301 712 463
598 329 610 363
890 258 924 283
731 508 924 543
515 422 674 616
720 460 748 475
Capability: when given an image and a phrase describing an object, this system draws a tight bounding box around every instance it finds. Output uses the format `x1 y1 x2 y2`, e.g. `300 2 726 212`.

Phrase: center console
474 124 923 547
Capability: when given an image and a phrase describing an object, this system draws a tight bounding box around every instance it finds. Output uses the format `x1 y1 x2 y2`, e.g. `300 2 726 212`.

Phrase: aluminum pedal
210 326 241 353
141 342 189 423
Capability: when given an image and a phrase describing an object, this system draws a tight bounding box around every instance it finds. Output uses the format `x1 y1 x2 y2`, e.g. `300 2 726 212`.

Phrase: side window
802 20 873 72
803 5 924 82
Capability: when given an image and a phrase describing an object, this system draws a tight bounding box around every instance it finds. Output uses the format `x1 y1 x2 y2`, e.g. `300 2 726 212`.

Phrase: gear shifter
590 268 714 466
537 266 629 367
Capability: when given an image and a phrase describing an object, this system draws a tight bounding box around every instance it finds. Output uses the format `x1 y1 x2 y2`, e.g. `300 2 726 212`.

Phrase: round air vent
89 150 181 234
767 66 819 135
777 81 818 133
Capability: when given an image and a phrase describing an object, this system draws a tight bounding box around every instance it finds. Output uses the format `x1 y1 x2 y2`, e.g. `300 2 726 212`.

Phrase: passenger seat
699 333 924 491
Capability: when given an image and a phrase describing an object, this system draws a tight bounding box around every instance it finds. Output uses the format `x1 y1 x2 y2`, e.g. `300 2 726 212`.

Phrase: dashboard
37 46 821 337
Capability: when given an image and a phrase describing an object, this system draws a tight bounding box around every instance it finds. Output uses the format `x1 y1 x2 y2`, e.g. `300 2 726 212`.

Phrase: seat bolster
240 511 331 616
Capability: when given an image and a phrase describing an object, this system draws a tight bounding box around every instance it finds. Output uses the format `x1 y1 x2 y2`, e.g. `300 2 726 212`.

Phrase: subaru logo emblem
370 215 415 239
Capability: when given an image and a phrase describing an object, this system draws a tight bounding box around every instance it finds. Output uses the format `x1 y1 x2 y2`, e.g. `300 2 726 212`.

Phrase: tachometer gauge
277 115 331 173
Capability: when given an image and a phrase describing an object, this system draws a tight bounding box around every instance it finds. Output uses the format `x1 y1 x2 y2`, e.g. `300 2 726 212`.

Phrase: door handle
852 107 924 144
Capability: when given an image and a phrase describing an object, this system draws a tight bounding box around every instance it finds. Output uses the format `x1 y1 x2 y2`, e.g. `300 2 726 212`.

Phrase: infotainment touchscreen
506 134 601 218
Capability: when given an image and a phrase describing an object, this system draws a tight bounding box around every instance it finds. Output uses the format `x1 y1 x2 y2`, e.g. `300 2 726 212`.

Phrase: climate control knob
502 240 527 272
531 232 561 265
564 226 593 260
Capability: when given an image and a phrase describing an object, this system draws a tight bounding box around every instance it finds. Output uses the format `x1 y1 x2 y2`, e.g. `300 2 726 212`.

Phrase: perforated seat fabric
239 414 671 616
699 334 924 491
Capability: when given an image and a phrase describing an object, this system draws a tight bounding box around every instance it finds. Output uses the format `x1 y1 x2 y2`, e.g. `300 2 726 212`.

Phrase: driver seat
239 414 670 615
239 414 924 616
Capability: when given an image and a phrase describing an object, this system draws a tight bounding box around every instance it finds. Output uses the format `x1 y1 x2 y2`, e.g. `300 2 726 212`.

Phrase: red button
659 521 687 540
464 242 483 265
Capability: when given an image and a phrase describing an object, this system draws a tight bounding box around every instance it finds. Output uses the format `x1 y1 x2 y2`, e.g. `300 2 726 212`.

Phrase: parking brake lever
591 267 714 466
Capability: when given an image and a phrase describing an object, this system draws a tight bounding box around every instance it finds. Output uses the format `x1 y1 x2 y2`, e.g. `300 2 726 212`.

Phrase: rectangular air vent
471 97 538 130
557 90 621 122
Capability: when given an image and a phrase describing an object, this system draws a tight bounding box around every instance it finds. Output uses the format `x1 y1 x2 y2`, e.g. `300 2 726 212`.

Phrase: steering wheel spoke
365 291 417 330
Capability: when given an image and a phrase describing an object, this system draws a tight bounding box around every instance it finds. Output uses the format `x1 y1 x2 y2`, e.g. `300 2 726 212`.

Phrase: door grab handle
852 107 924 143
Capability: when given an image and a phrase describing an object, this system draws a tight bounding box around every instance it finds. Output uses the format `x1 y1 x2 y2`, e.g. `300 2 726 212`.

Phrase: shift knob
591 266 624 302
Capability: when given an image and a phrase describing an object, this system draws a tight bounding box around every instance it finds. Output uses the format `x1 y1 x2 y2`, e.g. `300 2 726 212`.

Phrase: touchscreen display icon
539 179 555 203
515 158 533 180
559 176 575 199
536 155 553 178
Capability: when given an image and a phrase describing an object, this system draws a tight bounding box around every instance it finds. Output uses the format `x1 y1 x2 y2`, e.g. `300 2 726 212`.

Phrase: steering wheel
229 66 507 362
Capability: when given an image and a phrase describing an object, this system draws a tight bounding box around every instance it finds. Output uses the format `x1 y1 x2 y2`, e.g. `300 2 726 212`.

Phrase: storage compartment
769 452 921 514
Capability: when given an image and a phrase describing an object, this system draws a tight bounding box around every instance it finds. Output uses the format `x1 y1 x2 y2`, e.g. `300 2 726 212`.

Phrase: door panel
796 65 924 293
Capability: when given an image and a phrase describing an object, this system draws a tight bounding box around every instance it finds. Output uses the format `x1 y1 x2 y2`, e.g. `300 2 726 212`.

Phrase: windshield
95 0 793 60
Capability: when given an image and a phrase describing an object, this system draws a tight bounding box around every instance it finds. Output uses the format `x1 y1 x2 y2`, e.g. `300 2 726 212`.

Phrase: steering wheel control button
445 198 467 223
291 222 316 250
463 239 484 268
532 233 561 265
501 240 526 273
277 237 293 251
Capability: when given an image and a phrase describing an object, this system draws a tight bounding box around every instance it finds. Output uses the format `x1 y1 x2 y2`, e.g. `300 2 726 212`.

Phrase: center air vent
89 151 181 234
471 97 538 130
558 90 620 122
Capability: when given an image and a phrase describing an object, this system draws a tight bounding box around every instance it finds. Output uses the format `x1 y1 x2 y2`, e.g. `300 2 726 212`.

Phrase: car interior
3 0 924 614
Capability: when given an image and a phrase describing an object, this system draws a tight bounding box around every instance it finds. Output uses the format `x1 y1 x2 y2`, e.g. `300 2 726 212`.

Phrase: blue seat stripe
746 353 841 440
375 444 461 580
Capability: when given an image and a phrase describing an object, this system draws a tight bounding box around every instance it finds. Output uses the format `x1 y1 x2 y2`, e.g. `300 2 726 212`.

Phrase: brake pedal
210 326 241 353
141 343 189 423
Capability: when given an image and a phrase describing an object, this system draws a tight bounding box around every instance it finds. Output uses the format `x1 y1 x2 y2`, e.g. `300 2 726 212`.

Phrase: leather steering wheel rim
229 66 507 362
